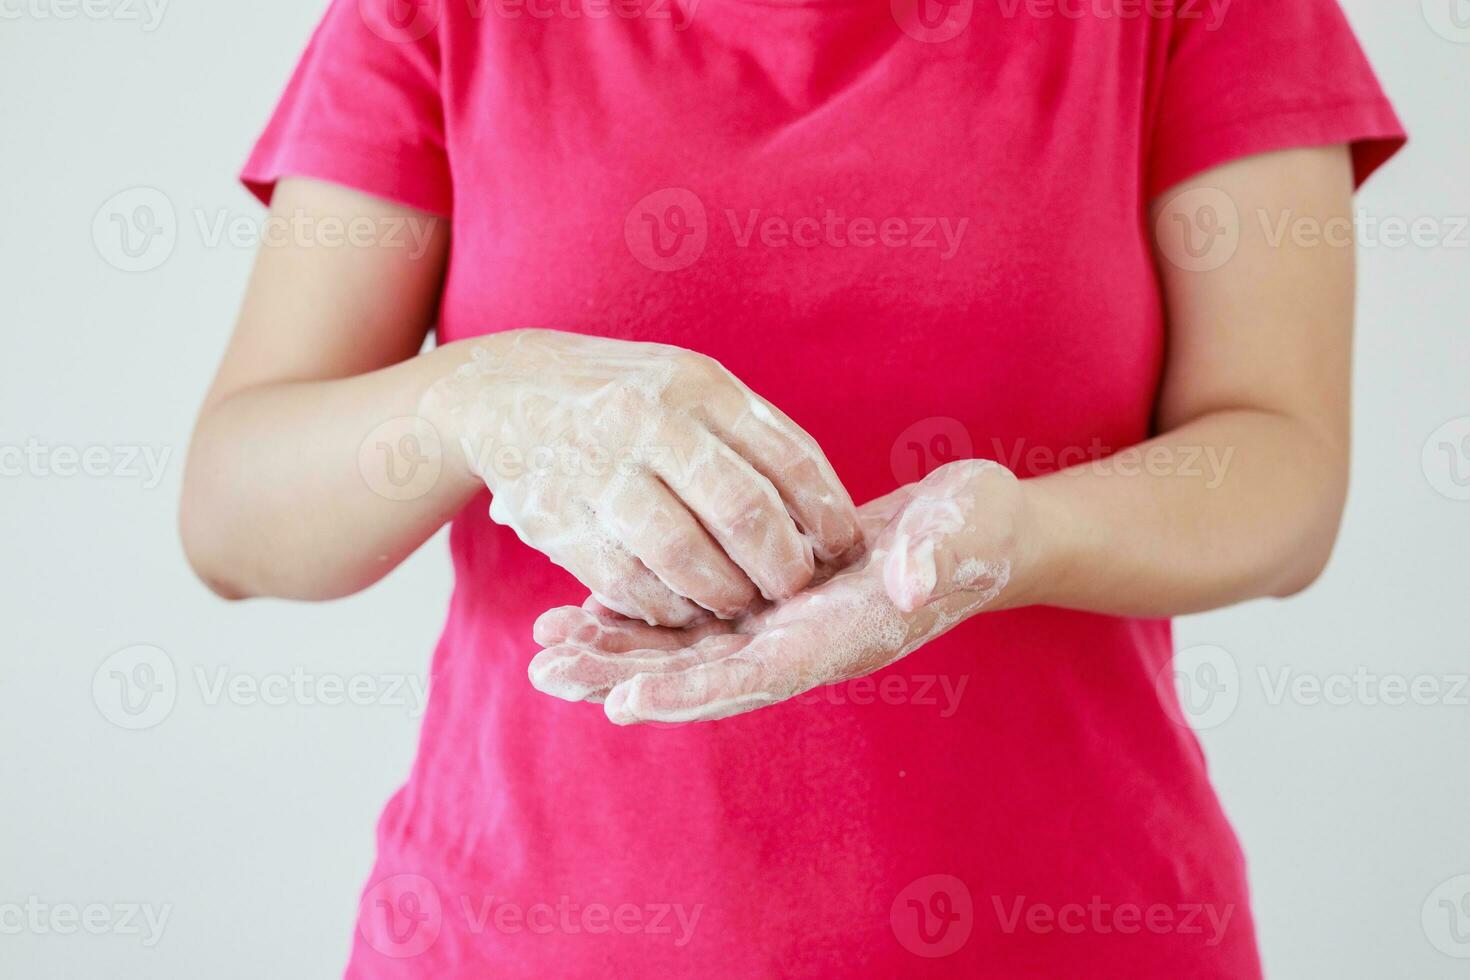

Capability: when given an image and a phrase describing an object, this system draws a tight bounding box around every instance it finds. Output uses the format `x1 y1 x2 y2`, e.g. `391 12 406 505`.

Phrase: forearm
179 336 498 600
1016 408 1348 618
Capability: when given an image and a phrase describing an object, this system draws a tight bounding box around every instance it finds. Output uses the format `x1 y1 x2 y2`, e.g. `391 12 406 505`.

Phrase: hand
527 459 1032 724
420 330 862 627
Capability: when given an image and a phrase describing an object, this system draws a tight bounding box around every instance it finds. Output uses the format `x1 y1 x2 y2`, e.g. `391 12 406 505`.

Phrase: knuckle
710 483 780 535
604 383 652 420
768 558 814 599
618 574 699 627
674 351 733 393
747 537 813 599
706 578 758 619
644 534 696 574
676 349 721 377
778 454 833 501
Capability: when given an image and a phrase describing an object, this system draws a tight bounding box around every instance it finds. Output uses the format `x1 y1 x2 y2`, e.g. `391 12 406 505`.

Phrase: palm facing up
528 460 1025 725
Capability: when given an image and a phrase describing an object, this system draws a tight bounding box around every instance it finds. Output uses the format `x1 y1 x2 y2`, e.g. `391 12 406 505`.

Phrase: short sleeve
1147 0 1406 200
240 0 452 216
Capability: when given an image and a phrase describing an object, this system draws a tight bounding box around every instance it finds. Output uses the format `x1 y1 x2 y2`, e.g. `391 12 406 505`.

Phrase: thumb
881 462 1011 613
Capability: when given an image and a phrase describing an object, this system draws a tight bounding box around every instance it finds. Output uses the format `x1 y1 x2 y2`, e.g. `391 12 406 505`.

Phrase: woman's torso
349 6 1261 977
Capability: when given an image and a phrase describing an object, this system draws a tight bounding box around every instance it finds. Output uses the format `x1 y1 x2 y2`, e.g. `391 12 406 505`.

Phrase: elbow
197 573 250 603
178 491 248 601
1259 411 1351 600
178 459 254 601
178 475 375 603
1269 541 1334 599
1267 477 1348 600
194 566 250 602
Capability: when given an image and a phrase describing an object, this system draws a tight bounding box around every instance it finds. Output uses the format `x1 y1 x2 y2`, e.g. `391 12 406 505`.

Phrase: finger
880 462 1007 612
529 633 751 703
492 491 702 627
532 605 730 652
573 541 705 628
709 389 863 564
653 429 814 602
603 624 822 725
884 540 1009 614
581 596 618 617
596 475 759 619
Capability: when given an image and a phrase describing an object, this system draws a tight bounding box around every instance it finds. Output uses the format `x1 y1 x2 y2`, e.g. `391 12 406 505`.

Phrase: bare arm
526 145 1367 723
1017 144 1356 615
180 178 862 614
179 178 468 600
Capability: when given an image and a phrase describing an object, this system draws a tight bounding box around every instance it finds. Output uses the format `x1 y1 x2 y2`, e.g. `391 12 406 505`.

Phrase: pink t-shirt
243 2 1403 975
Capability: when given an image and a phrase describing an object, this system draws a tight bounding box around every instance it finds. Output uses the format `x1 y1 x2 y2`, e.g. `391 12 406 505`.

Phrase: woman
181 0 1404 974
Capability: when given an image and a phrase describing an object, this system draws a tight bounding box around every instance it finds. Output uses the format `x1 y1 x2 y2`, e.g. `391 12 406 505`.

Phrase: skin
183 145 1358 724
529 144 1364 723
180 179 860 613
420 330 863 625
529 478 1015 723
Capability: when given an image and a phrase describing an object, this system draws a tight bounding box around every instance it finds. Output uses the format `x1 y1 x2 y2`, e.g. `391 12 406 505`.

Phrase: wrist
1001 474 1073 611
415 331 531 492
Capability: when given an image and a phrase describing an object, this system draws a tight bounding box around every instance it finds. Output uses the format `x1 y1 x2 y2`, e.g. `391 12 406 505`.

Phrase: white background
1 1 1466 976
